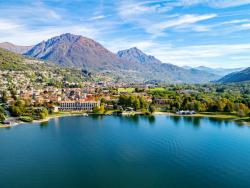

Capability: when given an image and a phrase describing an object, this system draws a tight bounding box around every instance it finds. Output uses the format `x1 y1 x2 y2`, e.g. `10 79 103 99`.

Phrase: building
59 100 100 111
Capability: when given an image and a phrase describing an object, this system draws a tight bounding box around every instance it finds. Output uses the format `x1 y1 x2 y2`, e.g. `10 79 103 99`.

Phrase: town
1 67 250 126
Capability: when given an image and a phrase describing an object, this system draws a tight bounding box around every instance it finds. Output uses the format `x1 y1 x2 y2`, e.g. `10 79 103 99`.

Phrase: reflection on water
1 115 250 188
147 115 156 125
91 114 104 120
169 115 181 125
40 121 49 128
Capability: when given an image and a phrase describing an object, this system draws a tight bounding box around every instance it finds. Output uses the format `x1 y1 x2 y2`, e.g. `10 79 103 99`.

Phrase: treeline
0 106 6 123
117 95 155 113
10 100 49 121
149 86 250 117
118 95 149 110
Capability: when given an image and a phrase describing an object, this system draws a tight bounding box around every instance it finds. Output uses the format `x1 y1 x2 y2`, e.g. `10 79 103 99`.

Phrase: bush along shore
1 83 250 127
1 110 249 129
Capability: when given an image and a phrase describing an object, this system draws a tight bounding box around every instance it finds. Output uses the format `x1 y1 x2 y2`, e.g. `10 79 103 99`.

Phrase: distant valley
217 67 250 83
183 65 245 76
0 42 33 54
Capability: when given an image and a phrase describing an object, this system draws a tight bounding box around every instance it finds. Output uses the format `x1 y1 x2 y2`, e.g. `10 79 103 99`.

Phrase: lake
0 115 250 188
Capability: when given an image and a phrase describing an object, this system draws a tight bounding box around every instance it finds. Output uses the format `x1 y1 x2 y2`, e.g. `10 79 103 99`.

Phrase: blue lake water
0 115 250 188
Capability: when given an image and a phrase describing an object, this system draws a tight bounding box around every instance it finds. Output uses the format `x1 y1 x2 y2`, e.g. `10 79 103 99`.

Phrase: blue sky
0 0 250 68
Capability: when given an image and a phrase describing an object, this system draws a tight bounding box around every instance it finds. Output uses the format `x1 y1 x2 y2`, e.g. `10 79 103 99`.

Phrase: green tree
39 112 46 119
224 101 234 112
41 108 49 117
134 98 140 110
11 106 23 117
93 105 105 114
0 112 6 122
217 99 227 112
1 91 8 103
149 105 156 113
99 105 105 114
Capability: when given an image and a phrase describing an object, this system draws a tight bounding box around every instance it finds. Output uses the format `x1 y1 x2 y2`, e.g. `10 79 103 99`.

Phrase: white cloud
146 14 216 35
180 0 250 8
104 35 250 68
0 19 21 30
117 0 174 18
241 23 250 29
208 0 250 8
0 25 100 45
89 15 108 21
0 2 62 24
148 43 250 68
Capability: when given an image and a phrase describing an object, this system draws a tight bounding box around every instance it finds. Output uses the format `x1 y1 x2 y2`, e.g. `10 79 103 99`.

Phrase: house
176 110 196 115
59 100 100 111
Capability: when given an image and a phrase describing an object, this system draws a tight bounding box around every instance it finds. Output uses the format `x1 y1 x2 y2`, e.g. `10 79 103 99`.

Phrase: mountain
0 47 88 83
117 47 161 64
116 47 219 83
182 65 192 69
25 33 219 83
217 67 250 83
0 42 33 54
25 33 124 70
183 65 244 76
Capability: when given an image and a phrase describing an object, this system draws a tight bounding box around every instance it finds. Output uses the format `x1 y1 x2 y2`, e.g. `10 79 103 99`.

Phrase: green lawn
149 87 166 92
118 88 135 93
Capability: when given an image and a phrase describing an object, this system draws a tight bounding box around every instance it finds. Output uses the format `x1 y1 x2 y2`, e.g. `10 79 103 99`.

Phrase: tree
10 88 17 100
39 112 46 119
236 103 249 117
134 98 140 110
0 112 6 122
92 106 100 114
224 101 234 112
93 105 105 114
99 105 105 114
194 101 206 112
11 106 22 117
139 96 148 109
217 99 227 112
41 108 49 117
149 105 156 113
0 106 6 115
1 91 8 103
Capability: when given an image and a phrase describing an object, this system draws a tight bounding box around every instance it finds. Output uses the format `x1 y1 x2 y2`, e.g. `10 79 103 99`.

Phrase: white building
59 100 100 111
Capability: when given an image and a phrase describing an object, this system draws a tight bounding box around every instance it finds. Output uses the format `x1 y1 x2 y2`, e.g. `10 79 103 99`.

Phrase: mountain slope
0 47 88 84
0 42 33 54
217 67 250 83
117 47 219 83
117 47 161 64
183 65 244 76
195 66 244 76
25 33 125 70
25 33 219 83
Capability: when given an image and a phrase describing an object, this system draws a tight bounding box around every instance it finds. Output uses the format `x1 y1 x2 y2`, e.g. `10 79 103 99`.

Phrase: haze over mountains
1 33 248 83
217 67 250 83
183 66 244 76
0 42 33 54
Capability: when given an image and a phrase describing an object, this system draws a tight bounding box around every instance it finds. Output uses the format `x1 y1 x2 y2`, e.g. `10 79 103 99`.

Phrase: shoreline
154 112 250 125
0 112 87 128
1 111 249 128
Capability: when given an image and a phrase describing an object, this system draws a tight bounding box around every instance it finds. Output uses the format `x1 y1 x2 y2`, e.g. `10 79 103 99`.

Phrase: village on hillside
1 67 249 126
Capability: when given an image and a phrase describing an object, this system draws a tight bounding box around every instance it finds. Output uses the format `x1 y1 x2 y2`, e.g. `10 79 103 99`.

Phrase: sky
0 0 250 68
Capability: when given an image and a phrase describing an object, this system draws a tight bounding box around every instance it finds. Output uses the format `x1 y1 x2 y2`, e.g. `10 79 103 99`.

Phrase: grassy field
118 88 135 93
149 87 166 92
